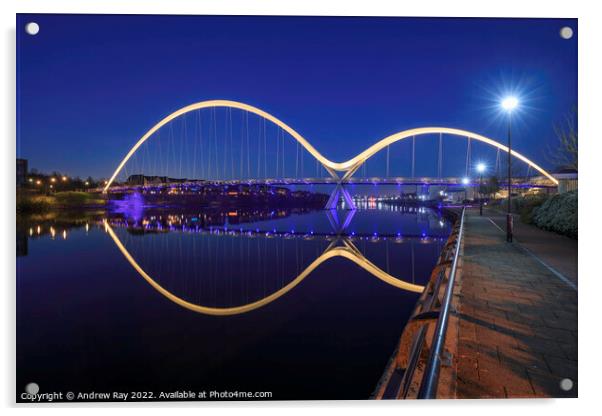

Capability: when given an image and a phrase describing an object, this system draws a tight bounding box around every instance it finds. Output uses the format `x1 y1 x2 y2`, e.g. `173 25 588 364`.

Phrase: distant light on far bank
560 27 573 40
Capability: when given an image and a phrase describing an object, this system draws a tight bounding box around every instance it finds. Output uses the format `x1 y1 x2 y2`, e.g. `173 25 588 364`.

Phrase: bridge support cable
263 118 267 179
239 111 244 179
246 111 250 179
229 107 235 180
281 126 285 178
183 114 194 178
465 137 472 177
438 133 443 180
386 144 390 178
219 108 230 179
192 112 198 180
411 135 416 179
296 140 300 178
257 115 261 178
526 164 532 182
276 124 280 177
495 147 500 179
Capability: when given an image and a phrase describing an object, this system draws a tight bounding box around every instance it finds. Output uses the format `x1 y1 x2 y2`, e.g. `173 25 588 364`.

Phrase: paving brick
454 211 578 399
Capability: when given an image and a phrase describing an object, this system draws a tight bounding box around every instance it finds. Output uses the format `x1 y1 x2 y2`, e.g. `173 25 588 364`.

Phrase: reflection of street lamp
501 96 518 242
477 163 486 216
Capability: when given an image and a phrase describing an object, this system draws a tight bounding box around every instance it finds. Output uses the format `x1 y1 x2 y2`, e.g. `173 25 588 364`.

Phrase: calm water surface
17 205 451 400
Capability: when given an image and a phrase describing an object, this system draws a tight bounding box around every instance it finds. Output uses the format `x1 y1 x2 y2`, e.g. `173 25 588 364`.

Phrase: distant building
554 168 578 194
126 174 197 186
16 158 28 186
531 168 577 194
127 174 168 186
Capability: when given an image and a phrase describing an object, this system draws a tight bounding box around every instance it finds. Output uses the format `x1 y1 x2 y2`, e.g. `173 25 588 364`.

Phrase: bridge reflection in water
17 206 452 399
104 220 425 316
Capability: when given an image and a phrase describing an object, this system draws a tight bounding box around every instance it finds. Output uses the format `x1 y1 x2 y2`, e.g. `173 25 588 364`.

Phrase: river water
17 205 451 401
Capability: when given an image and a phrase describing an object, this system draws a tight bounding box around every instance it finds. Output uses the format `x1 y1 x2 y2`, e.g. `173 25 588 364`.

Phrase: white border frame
3 1 598 414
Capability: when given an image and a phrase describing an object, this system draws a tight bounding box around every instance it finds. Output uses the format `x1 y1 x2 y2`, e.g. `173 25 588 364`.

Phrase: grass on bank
17 191 106 214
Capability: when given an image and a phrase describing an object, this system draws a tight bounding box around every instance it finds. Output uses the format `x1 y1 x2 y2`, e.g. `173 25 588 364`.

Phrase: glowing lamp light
501 96 519 112
462 177 470 185
477 163 486 173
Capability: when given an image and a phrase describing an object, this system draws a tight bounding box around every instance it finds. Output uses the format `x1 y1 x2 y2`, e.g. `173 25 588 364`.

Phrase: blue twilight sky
16 14 577 179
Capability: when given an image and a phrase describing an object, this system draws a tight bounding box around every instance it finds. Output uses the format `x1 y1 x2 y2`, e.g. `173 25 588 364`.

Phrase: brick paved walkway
485 208 578 285
453 210 577 398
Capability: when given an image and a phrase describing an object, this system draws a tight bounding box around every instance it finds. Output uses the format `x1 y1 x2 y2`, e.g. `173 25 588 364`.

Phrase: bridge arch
103 99 339 192
103 100 558 192
104 220 423 316
338 127 558 184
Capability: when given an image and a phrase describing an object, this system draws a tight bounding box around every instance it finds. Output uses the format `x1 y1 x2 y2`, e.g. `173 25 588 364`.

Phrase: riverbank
16 191 106 214
449 209 577 398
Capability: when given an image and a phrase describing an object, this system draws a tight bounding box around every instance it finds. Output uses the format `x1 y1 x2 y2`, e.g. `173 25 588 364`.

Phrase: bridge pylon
325 183 357 210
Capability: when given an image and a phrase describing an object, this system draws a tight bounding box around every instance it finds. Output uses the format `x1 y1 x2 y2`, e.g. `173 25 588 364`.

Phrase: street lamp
477 163 486 216
501 96 518 242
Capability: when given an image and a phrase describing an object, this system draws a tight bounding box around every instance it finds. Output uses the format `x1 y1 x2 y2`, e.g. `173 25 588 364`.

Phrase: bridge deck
450 209 577 398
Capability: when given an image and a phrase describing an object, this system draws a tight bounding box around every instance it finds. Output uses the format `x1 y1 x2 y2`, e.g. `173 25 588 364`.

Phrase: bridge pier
325 184 357 210
325 209 356 234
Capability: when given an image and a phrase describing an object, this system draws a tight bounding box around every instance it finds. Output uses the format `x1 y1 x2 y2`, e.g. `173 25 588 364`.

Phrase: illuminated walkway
484 209 577 285
451 210 577 398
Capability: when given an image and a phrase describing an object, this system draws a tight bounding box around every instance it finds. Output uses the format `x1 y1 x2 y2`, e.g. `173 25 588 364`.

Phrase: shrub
498 194 548 224
532 190 578 239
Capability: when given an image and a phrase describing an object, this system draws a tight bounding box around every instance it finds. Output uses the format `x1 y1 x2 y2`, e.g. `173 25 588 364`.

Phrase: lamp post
501 97 518 242
477 163 486 216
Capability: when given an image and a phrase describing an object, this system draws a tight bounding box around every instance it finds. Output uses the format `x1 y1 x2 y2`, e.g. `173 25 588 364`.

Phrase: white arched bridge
103 99 558 208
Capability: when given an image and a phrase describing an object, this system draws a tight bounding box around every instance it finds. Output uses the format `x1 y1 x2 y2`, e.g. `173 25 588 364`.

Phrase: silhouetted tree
548 106 578 171
480 175 500 197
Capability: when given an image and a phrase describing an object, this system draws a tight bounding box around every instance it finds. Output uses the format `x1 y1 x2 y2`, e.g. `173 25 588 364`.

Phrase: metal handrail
417 207 465 399
371 207 465 400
